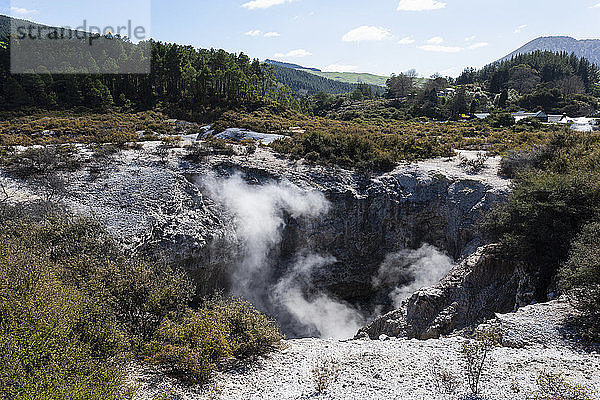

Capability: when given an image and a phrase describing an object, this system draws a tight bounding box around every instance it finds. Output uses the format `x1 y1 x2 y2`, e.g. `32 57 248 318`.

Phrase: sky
2 0 600 77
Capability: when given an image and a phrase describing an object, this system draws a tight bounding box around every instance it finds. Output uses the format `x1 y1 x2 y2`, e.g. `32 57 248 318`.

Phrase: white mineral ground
129 299 600 400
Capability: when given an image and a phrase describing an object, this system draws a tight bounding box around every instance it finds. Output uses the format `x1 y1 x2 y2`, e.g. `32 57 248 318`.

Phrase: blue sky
3 0 600 77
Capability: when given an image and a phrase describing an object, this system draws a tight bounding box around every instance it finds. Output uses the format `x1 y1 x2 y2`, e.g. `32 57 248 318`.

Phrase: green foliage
0 111 173 146
146 298 282 384
0 211 131 399
271 130 449 172
0 206 282 396
486 134 600 302
460 51 599 95
485 112 515 128
534 372 595 400
213 107 559 172
0 35 275 113
270 64 378 95
559 222 600 340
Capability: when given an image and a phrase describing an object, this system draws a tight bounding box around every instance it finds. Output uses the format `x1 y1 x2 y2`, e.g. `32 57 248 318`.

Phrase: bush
0 217 128 399
0 205 282 395
484 134 600 301
534 372 594 400
458 153 488 174
460 327 501 396
499 145 554 178
311 358 340 394
146 297 282 384
428 358 460 395
559 222 600 340
485 112 515 128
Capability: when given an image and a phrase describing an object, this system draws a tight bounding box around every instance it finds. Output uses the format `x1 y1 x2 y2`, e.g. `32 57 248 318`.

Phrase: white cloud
590 2 600 8
468 42 488 49
398 36 415 45
342 26 392 42
465 35 476 42
426 36 444 44
418 38 488 53
264 31 281 37
242 0 293 10
10 6 37 15
419 44 462 53
397 0 446 11
274 49 312 58
514 24 527 33
244 30 261 37
323 64 358 72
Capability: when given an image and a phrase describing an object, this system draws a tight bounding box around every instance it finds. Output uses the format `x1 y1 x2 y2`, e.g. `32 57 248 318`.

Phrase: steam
201 172 361 339
202 172 327 286
274 254 365 339
200 172 454 339
372 244 454 308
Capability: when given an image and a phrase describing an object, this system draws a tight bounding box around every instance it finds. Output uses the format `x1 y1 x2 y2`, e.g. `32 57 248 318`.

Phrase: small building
511 111 548 123
533 111 548 123
547 114 571 124
438 88 456 98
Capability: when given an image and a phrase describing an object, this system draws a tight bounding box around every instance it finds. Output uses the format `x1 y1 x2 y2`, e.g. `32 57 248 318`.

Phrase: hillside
501 36 600 65
265 59 389 87
265 59 321 72
301 70 389 87
270 64 384 95
0 14 55 39
0 14 10 38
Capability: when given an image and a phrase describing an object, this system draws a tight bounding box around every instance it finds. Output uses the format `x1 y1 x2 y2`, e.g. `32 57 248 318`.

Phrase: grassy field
300 70 389 87
300 69 430 88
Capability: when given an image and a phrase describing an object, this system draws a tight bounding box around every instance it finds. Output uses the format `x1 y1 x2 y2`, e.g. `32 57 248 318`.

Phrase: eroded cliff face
0 142 511 337
357 245 526 340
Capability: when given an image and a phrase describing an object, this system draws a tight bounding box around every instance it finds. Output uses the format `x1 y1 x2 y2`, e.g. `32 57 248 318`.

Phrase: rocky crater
0 141 511 338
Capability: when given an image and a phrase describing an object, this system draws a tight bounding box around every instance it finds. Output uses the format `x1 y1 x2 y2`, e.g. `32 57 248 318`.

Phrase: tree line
457 51 599 95
0 33 281 115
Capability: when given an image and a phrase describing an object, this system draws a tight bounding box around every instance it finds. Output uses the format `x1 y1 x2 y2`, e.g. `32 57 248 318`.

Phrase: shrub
559 222 600 340
429 359 460 395
311 358 340 394
499 145 553 178
485 112 515 128
146 297 282 384
458 153 488 174
460 327 501 396
485 133 600 301
146 311 232 384
534 372 594 400
0 205 281 395
0 220 128 399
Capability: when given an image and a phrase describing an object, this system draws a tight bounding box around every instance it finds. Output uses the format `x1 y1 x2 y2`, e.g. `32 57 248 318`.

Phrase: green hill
264 59 389 87
270 64 385 95
300 70 389 87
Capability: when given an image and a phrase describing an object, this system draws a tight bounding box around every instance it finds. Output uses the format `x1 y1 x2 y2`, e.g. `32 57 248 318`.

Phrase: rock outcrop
0 142 511 334
357 244 526 340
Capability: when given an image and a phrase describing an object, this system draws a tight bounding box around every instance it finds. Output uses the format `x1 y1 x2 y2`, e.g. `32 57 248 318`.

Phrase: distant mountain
270 64 385 95
303 70 389 87
0 14 89 41
265 59 321 72
266 58 389 87
501 36 600 65
1 14 52 39
1 14 11 39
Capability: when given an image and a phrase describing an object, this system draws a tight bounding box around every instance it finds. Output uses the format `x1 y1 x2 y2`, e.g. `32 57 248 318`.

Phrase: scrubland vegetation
0 204 282 399
1 17 600 399
485 133 600 340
